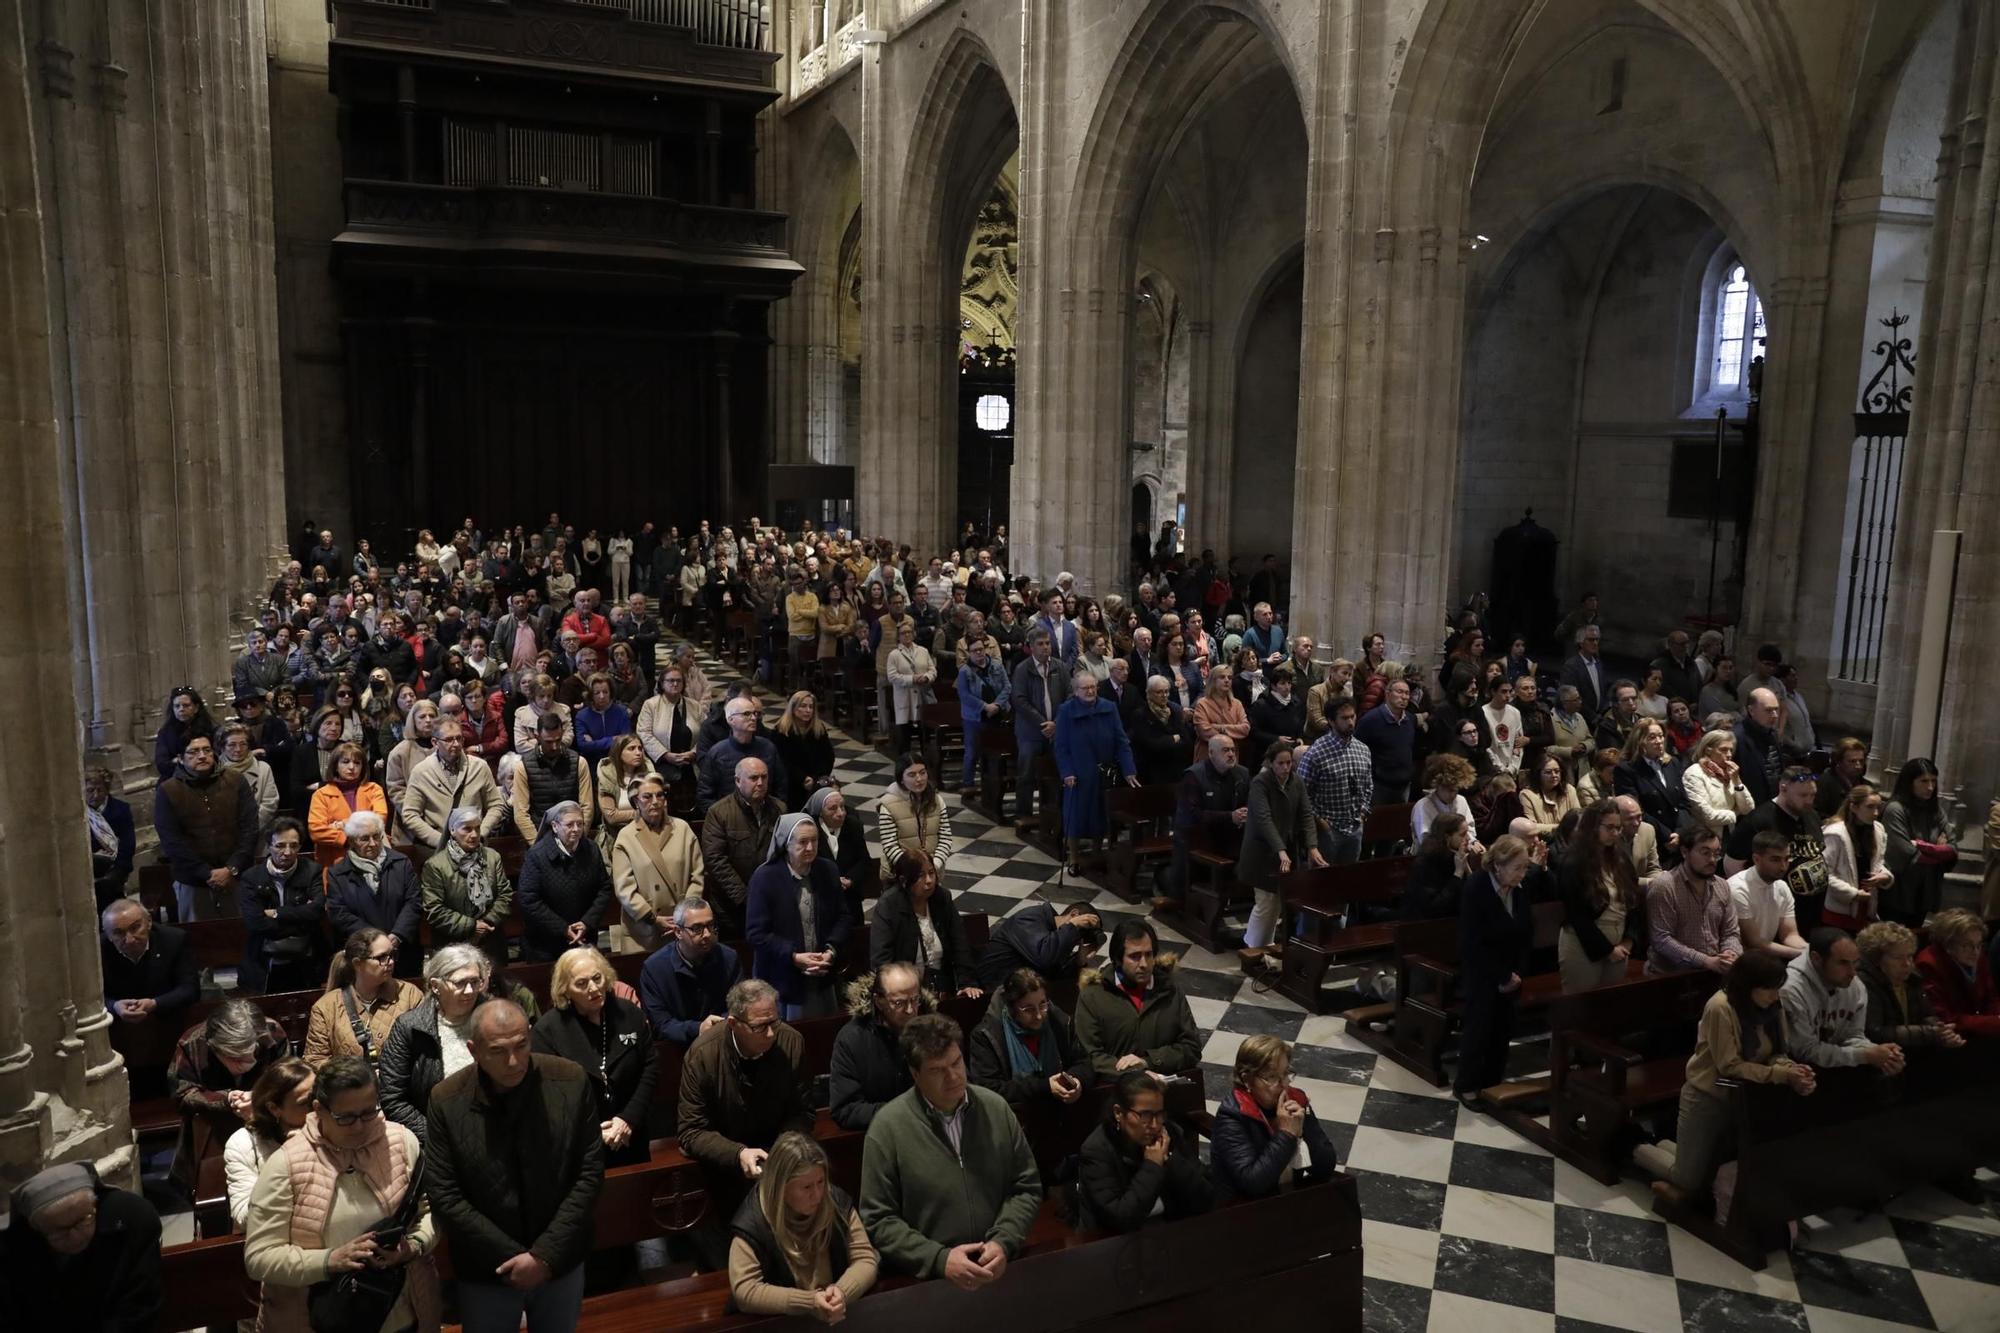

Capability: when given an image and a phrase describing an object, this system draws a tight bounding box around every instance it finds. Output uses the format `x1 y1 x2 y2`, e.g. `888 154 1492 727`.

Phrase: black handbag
305 1148 426 1333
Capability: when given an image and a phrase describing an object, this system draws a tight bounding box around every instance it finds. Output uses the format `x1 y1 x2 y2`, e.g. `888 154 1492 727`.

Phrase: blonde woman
1681 729 1754 833
1189 664 1251 756
726 1130 878 1318
531 947 657 1166
1821 781 1893 933
772 690 835 811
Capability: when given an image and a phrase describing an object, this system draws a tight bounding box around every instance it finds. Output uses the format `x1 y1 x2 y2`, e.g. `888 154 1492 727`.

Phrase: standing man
154 733 258 921
1353 677 1418 806
1559 625 1609 719
858 1013 1042 1287
698 757 784 938
427 1000 605 1333
1299 696 1373 865
1009 629 1070 827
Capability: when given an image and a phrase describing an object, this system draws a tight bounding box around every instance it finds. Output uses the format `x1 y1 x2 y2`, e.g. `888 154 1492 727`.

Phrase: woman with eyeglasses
533 947 658 1166
379 944 493 1141
244 1055 441 1332
1210 1034 1338 1199
305 928 424 1069
967 967 1089 1107
1077 1068 1215 1234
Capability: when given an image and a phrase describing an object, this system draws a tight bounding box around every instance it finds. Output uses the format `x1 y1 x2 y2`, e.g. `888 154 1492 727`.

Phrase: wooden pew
1102 784 1176 903
1351 900 1641 1087
1177 828 1242 953
917 700 966 788
1540 969 1718 1182
969 722 1016 823
1270 856 1413 1012
1362 800 1416 849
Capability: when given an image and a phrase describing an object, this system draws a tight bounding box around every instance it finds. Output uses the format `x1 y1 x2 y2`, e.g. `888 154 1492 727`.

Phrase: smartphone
371 1223 406 1250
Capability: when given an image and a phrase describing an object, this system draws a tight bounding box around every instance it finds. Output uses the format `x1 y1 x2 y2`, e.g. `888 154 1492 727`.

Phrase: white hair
344 809 387 840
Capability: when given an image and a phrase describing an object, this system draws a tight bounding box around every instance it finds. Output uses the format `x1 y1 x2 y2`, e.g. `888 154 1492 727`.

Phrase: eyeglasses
439 975 484 994
365 950 399 965
1121 1107 1166 1124
327 1103 382 1127
1251 1070 1292 1089
879 994 922 1013
1011 1001 1051 1018
679 920 717 935
737 1018 779 1035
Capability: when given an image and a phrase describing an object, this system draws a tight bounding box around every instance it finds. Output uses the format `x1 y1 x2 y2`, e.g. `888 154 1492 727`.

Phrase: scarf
299 1106 399 1210
87 804 119 859
347 849 384 892
1146 693 1172 724
448 839 494 914
1002 1011 1059 1078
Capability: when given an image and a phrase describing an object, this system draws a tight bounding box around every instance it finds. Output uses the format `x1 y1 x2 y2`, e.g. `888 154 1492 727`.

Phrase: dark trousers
1455 986 1517 1096
1014 731 1048 821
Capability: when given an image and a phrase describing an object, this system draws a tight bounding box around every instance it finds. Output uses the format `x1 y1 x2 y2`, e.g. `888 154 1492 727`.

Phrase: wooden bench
969 722 1017 823
1362 801 1416 848
1540 969 1718 1182
1177 828 1242 953
1353 901 1641 1087
917 700 966 788
1102 784 1177 903
1270 856 1413 1012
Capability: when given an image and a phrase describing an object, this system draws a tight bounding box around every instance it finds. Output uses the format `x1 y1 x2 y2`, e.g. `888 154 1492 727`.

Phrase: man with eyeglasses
154 730 259 921
694 695 786 813
639 897 735 1044
100 897 198 1029
829 963 933 1131
426 1002 604 1333
403 718 506 853
677 978 812 1270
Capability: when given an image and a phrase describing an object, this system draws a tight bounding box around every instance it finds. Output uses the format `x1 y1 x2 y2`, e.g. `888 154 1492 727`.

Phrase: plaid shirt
1299 730 1374 835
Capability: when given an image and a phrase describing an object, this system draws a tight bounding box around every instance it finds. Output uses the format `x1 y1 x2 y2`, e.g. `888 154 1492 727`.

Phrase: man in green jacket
1072 920 1204 1078
858 1013 1043 1289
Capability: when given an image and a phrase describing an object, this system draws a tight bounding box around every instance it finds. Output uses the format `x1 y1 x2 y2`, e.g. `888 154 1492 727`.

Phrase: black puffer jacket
379 995 466 1141
518 834 615 961
236 857 327 993
1075 1118 1215 1234
827 1001 913 1132
1209 1087 1339 1200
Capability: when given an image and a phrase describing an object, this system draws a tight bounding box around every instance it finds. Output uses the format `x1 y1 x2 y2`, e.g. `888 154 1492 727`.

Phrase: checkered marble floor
681 638 2000 1333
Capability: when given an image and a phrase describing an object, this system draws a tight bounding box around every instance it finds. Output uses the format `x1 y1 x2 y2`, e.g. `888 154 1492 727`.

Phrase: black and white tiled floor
691 639 2000 1333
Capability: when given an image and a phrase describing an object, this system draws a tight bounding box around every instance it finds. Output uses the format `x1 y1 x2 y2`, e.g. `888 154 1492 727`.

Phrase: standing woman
378 945 492 1141
1236 742 1326 970
1681 729 1754 834
1189 664 1251 757
725 1130 878 1319
594 733 655 859
637 664 699 784
155 686 217 779
678 545 708 634
304 927 424 1069
608 530 634 603
242 1056 440 1333
532 947 658 1166
746 814 852 1020
884 618 937 755
1162 633 1204 713
876 752 953 883
1053 669 1139 877
870 857 980 998
1882 758 1954 929
1546 685 1594 785
222 1057 315 1228
1454 835 1538 1103
1822 781 1893 933
816 581 859 665
771 691 835 812
1557 800 1642 992
1634 668 1671 722
805 787 872 920
419 810 513 970
307 742 390 868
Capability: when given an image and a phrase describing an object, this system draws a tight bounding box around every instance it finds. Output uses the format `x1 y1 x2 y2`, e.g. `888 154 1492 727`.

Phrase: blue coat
745 858 852 1008
1053 696 1135 840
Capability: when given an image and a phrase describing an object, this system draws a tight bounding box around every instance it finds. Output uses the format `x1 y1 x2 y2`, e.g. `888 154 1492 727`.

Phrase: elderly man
512 710 591 842
428 1000 605 1333
830 963 932 1131
1614 794 1663 879
1652 629 1702 709
859 1013 1042 1286
677 978 813 1269
1732 686 1786 807
1009 628 1070 825
232 628 286 701
612 771 706 952
1 1162 162 1330
699 757 784 938
1559 623 1609 719
639 897 736 1044
560 589 613 655
325 810 425 976
695 695 788 812
402 717 507 851
100 898 198 1027
1159 735 1250 911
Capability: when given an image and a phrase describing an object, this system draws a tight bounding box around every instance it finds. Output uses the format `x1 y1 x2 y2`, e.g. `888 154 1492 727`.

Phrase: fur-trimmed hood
842 968 941 1021
1077 952 1180 991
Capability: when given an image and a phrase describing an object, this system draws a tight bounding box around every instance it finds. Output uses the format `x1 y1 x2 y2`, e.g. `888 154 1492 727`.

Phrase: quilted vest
524 751 582 828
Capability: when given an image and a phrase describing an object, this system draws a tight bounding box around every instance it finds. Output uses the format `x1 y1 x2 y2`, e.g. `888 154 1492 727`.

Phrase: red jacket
562 609 613 653
1915 943 2000 1039
478 689 512 759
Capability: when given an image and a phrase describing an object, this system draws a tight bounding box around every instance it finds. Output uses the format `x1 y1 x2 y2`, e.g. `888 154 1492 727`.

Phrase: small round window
974 394 1011 432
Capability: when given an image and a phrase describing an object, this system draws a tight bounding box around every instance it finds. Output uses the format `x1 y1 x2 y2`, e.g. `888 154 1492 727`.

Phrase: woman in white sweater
1822 781 1894 932
1681 729 1754 833
223 1057 315 1227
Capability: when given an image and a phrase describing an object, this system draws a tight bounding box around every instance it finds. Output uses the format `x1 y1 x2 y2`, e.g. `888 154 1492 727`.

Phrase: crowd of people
33 511 2000 1329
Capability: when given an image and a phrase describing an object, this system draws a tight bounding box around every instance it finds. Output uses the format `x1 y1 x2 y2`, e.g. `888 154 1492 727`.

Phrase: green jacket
1071 956 1203 1078
858 1084 1042 1278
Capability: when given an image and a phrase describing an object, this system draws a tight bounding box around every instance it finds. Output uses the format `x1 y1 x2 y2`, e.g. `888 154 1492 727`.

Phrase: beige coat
400 752 507 851
613 814 706 950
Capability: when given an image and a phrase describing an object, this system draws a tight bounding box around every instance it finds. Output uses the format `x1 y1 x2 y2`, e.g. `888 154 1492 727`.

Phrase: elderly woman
533 947 658 1166
1129 675 1195 787
419 809 513 968
1210 1034 1339 1200
1681 729 1754 834
518 800 615 962
1916 908 2000 1040
244 1055 440 1332
612 773 705 953
1 1163 164 1330
805 786 872 919
512 672 572 759
1053 668 1139 876
1856 921 1966 1051
747 813 852 1020
384 698 439 840
223 1057 315 1227
169 998 291 1195
308 741 390 867
379 944 492 1140
636 663 699 782
325 810 424 976
1546 684 1594 783
305 928 425 1069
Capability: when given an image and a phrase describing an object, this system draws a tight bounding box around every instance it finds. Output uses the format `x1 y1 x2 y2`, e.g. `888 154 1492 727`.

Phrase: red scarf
1230 1085 1308 1128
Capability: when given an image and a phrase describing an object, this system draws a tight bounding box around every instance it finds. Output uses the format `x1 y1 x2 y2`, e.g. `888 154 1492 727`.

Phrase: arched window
1711 263 1765 391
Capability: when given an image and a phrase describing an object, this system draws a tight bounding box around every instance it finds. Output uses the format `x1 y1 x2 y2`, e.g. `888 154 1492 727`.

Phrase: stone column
1871 0 2000 812
1179 318 1228 557
0 0 133 1197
